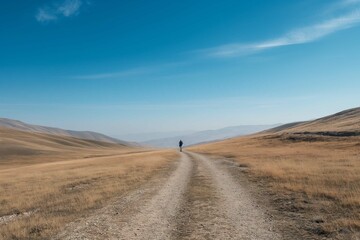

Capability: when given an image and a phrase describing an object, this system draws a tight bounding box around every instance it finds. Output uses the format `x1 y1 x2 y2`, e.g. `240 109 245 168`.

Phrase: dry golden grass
270 107 360 133
0 127 136 168
0 128 178 239
189 134 360 234
0 150 177 239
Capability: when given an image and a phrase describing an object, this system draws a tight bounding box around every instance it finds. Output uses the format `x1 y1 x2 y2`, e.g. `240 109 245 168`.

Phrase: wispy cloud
202 3 360 58
72 62 188 80
342 0 360 6
36 0 84 23
73 68 151 80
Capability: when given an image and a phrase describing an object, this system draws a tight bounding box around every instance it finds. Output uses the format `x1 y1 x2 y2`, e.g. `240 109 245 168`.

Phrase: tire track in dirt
114 153 193 239
178 152 281 240
53 153 193 240
174 153 235 239
54 152 281 240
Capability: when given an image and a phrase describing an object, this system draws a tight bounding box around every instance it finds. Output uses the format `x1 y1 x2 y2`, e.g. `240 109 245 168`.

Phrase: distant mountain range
142 124 281 148
2 107 359 151
0 118 132 146
116 130 197 142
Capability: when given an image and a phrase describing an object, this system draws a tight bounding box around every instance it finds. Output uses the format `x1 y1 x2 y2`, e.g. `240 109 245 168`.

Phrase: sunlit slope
0 118 131 145
0 126 175 239
268 107 360 133
189 107 360 236
0 127 136 166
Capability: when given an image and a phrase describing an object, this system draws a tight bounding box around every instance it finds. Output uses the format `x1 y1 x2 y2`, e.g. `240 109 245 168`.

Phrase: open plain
1 108 360 240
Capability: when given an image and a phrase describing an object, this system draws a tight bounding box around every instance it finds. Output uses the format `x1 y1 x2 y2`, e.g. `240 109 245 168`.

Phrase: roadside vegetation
190 133 360 238
0 143 176 239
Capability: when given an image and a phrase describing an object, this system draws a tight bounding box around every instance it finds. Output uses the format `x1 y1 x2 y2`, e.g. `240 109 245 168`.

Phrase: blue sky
1 0 360 137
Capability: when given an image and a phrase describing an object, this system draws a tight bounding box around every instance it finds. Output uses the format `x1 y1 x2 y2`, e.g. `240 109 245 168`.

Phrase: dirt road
54 152 281 240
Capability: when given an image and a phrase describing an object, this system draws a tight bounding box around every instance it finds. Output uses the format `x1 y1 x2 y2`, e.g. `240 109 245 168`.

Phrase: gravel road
54 152 281 240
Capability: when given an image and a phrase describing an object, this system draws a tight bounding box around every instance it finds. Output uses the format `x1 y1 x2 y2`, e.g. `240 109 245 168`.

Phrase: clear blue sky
1 0 359 136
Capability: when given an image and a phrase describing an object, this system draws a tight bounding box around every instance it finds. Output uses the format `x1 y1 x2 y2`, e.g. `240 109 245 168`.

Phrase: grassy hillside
0 118 131 145
268 107 360 133
0 127 132 168
189 108 360 238
0 127 177 239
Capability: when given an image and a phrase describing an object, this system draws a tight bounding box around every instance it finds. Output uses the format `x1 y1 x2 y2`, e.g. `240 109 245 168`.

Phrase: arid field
190 108 360 239
190 134 360 234
1 108 359 240
0 127 177 239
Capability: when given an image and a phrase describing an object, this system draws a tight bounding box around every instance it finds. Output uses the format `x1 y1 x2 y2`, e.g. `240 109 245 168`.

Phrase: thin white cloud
36 9 58 22
36 0 83 23
73 68 151 80
342 0 360 6
72 62 188 80
58 0 82 17
324 0 360 14
202 8 360 58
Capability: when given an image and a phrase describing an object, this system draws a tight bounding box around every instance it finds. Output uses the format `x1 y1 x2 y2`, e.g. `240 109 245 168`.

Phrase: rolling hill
0 119 138 166
0 127 134 165
189 107 360 239
266 107 360 135
0 118 131 145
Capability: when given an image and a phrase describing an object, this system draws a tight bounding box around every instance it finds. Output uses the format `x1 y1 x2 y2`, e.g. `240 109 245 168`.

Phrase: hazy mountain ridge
116 130 196 142
142 124 281 148
0 118 131 145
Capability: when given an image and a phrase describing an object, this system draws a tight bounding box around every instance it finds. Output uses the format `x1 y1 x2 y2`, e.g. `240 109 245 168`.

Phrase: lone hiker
179 140 183 152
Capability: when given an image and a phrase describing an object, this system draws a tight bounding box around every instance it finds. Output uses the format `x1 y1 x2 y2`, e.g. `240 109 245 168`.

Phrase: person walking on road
179 140 183 152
